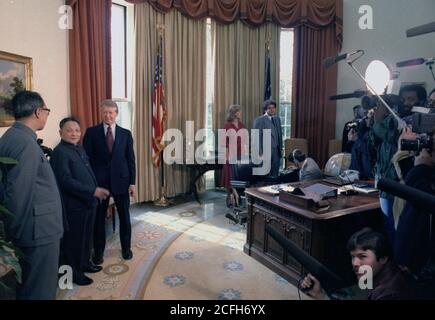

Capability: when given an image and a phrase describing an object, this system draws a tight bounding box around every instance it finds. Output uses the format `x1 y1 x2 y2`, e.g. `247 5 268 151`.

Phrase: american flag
264 44 271 100
152 36 167 167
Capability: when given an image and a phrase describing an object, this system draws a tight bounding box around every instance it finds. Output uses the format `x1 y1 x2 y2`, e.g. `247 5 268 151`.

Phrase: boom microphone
377 178 435 210
406 21 435 38
323 50 363 69
330 90 368 101
265 224 344 293
396 58 426 68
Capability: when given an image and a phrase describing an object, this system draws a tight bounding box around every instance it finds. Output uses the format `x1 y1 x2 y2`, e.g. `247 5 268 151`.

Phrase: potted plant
0 157 22 298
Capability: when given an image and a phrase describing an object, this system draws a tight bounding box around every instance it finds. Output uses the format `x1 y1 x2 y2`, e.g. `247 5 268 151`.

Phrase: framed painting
0 51 33 127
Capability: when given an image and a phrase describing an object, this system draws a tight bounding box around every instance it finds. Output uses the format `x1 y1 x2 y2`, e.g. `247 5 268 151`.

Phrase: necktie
106 125 114 153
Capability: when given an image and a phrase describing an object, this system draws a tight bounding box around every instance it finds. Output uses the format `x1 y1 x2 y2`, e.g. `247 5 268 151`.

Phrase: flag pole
264 32 272 101
154 24 170 207
154 154 169 206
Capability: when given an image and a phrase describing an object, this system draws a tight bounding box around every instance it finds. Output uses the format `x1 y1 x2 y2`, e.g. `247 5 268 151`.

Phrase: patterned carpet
57 199 303 300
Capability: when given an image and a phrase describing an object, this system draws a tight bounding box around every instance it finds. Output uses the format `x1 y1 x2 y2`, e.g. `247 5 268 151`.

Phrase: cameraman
369 95 401 246
348 107 376 180
395 128 435 281
301 228 418 300
427 88 435 109
342 105 367 153
398 85 427 118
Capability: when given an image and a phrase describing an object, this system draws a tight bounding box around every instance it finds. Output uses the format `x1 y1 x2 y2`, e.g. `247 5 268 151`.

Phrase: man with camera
398 85 427 118
395 128 435 285
301 228 419 300
369 95 401 246
347 104 376 180
342 105 367 153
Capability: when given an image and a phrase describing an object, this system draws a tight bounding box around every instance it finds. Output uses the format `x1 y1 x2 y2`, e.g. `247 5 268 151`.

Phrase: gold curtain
164 9 207 197
133 3 206 202
213 21 280 131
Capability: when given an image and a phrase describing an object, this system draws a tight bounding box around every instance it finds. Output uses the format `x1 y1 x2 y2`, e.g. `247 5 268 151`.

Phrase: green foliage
0 157 20 295
9 77 25 96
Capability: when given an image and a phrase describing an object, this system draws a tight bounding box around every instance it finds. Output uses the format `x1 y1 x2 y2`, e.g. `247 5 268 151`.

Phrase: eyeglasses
40 107 51 114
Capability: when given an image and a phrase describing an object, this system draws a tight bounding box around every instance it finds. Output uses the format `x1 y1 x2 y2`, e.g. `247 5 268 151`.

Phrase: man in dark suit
0 91 63 299
83 100 136 264
252 99 283 178
50 117 110 286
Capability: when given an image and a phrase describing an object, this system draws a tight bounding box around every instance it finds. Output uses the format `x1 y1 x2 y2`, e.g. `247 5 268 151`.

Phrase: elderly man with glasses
0 91 63 300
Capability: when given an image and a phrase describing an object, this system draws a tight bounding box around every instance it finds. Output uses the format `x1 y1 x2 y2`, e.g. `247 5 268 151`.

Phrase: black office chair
225 162 258 226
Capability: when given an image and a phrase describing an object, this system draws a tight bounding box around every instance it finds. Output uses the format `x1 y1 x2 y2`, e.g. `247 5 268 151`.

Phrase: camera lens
400 139 420 152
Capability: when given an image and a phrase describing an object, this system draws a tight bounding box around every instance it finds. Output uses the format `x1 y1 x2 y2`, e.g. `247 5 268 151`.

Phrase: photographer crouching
394 127 435 296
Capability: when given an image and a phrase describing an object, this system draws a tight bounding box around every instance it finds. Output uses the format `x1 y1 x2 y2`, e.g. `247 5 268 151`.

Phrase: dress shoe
73 274 94 286
92 255 104 265
84 264 103 273
122 249 133 260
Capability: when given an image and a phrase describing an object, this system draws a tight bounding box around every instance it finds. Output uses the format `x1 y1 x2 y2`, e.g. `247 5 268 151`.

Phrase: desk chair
225 162 257 226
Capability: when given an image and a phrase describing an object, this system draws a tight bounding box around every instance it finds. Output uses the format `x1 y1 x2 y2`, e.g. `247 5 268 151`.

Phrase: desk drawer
250 205 311 275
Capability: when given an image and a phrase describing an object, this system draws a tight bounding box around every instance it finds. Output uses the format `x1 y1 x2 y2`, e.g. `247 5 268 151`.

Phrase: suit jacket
83 123 136 195
50 140 98 212
252 115 283 157
299 157 323 181
0 122 63 247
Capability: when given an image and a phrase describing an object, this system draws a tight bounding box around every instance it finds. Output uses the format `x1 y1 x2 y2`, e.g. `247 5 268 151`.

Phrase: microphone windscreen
396 58 425 68
323 56 336 69
377 178 435 209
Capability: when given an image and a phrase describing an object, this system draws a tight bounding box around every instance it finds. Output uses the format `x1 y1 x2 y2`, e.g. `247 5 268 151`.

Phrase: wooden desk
185 162 222 203
244 181 383 287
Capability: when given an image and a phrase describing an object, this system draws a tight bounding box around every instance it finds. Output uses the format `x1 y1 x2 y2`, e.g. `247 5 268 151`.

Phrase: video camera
37 139 53 158
400 113 435 153
401 134 433 153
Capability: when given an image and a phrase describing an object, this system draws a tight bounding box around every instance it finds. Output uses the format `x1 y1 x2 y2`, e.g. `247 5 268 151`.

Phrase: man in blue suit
83 100 136 264
252 99 283 178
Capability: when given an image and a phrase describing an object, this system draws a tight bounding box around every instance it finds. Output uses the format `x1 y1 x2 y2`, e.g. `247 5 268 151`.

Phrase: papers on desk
259 183 337 202
258 184 295 195
338 184 378 194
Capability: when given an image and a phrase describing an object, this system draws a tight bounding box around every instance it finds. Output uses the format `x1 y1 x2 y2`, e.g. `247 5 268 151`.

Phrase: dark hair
347 228 392 261
399 84 427 103
9 91 45 120
288 149 306 163
374 94 401 110
263 99 277 112
59 117 81 129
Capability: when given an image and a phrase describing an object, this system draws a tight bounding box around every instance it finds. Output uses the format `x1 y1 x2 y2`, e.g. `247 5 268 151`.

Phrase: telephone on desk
339 170 359 183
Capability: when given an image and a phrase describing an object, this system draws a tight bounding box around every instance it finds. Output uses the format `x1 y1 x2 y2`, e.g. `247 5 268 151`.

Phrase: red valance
126 0 342 45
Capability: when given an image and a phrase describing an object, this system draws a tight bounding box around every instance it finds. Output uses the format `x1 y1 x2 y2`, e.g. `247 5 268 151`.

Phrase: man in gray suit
0 91 63 300
289 149 323 181
252 99 283 178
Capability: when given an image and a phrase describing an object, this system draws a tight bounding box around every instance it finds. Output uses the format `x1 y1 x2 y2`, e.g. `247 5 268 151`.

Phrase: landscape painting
0 51 33 127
